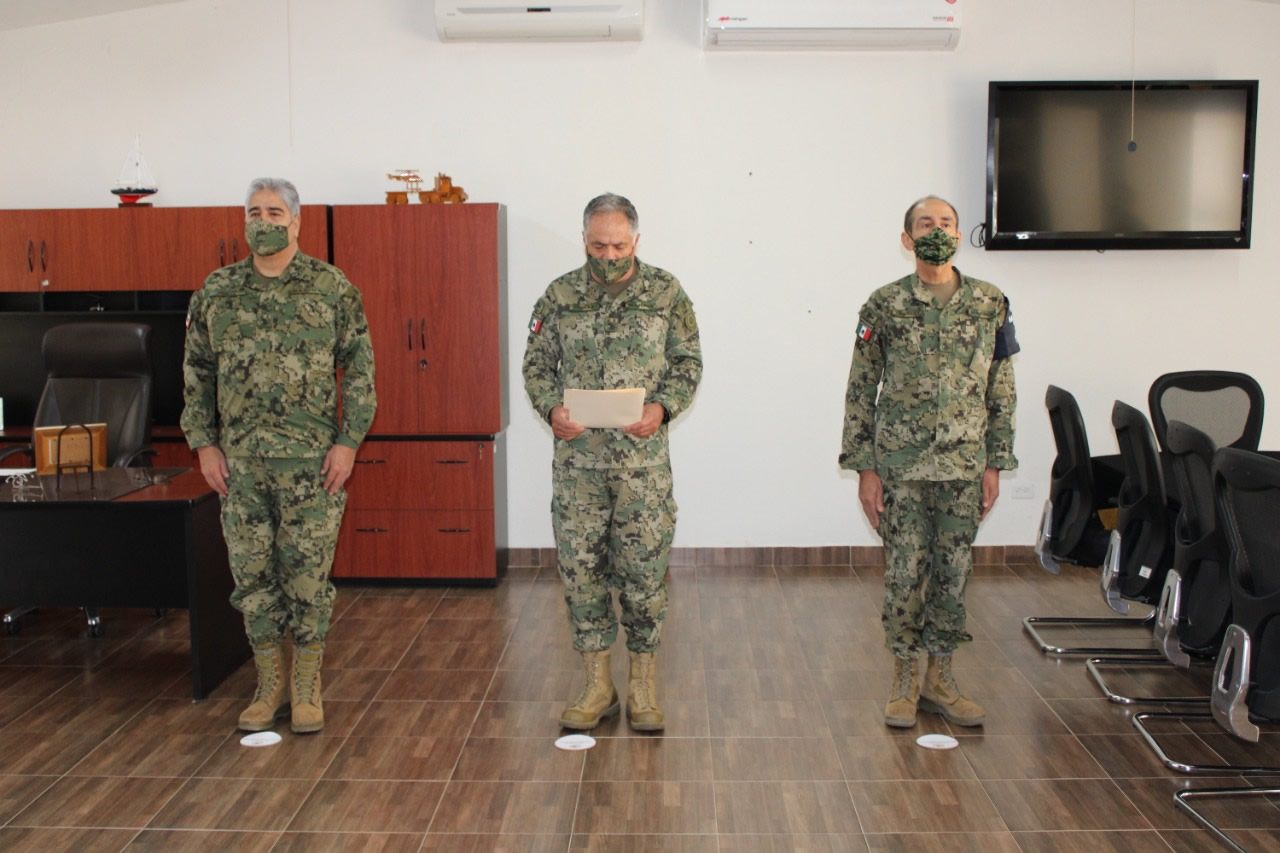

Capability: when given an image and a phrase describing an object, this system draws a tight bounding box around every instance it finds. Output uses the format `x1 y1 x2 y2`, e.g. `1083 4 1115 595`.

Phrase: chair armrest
121 446 158 468
0 444 34 466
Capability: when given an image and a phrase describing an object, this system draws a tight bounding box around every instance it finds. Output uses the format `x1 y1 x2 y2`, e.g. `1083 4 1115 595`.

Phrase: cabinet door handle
26 240 33 272
355 527 389 533
219 239 225 266
437 528 471 534
419 318 426 350
232 237 239 260
407 319 413 350
39 240 46 272
355 459 386 465
435 460 468 465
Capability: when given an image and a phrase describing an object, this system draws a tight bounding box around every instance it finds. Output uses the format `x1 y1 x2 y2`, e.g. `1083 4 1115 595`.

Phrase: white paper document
562 388 645 429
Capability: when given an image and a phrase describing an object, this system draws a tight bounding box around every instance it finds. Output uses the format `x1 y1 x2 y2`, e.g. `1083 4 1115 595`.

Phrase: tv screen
985 80 1258 250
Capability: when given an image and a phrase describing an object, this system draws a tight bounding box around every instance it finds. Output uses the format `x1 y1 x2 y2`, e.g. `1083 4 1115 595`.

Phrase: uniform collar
575 258 650 306
908 268 972 308
237 251 310 290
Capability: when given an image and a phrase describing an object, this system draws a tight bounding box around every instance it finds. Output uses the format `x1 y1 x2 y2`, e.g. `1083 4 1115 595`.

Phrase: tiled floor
1 559 1279 851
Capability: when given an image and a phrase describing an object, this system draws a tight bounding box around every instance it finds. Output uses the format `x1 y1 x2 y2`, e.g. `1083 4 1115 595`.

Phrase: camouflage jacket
840 270 1017 481
522 260 702 470
181 252 377 458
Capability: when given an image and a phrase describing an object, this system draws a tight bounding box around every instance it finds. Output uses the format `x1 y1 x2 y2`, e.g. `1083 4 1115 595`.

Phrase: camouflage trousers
552 462 677 654
879 479 980 658
221 456 347 645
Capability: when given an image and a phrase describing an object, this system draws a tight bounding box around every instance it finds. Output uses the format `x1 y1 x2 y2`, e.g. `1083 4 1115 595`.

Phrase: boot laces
251 646 281 703
934 655 959 693
631 658 656 710
574 656 604 706
294 649 321 704
893 660 916 700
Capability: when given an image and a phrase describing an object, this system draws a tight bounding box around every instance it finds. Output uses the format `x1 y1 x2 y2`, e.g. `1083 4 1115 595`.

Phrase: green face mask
912 227 959 266
245 217 291 256
587 255 634 286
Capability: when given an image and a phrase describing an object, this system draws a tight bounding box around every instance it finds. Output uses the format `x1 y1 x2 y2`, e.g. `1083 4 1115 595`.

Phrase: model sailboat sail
111 135 157 204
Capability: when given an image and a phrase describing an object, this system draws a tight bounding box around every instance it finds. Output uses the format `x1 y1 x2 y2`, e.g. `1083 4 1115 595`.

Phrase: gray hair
246 177 301 218
583 193 638 235
903 195 958 233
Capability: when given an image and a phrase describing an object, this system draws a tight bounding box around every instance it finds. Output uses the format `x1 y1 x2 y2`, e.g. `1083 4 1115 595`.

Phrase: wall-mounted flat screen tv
985 80 1257 250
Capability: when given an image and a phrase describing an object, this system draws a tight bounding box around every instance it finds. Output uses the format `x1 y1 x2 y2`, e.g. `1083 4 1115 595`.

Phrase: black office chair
0 322 156 637
1149 370 1264 453
1024 386 1148 656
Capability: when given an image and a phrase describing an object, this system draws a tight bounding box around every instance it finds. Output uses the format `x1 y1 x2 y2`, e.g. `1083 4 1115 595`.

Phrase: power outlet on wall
1012 484 1036 500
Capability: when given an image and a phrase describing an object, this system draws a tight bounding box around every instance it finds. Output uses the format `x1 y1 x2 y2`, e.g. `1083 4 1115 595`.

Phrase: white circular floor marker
240 731 282 747
916 734 959 750
555 734 597 751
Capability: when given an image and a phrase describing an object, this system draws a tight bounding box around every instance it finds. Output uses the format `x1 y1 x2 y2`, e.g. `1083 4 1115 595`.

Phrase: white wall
2 0 1278 549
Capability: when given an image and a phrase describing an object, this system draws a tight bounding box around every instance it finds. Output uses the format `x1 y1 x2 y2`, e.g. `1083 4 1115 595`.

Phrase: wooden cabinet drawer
344 440 492 510
333 509 495 580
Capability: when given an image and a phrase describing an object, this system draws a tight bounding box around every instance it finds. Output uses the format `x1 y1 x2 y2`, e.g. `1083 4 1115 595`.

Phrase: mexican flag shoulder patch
856 320 874 343
529 317 543 334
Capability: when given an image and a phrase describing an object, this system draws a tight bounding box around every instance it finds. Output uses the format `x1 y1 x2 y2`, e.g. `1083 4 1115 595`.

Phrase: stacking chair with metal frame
1132 448 1280 852
1024 386 1146 656
0 322 156 637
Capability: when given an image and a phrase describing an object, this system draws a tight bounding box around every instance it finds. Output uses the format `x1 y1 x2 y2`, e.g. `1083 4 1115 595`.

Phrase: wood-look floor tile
848 781 1007 833
451 737 584 781
324 617 426 644
957 734 1106 780
325 641 412 670
714 781 860 835
432 597 526 621
939 667 1039 699
417 618 518 644
321 669 392 702
429 781 579 834
338 595 443 620
351 700 479 738
573 781 718 834
823 699 952 738
1 636 132 668
10 775 184 828
811 669 897 703
496 639 581 671
1043 698 1147 735
1077 733 1225 778
287 780 445 833
571 835 720 852
701 640 809 671
485 669 579 702
706 670 828 738
1019 663 1111 700
69 730 228 777
4 694 147 738
271 831 425 851
712 737 845 781
1197 731 1280 768
863 833 1018 852
958 696 1069 735
0 691 44 731
0 827 140 851
0 727 110 775
470 701 568 738
400 641 507 671
583 737 714 781
126 829 281 850
833 735 976 781
0 774 58 824
419 833 572 851
324 735 467 781
1010 830 1175 852
194 729 345 779
1160 828 1280 851
718 836 868 852
1114 776 1280 830
982 779 1150 831
147 776 316 830
375 669 491 701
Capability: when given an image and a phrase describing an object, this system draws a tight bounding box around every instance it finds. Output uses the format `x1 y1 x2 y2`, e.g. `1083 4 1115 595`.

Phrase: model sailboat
111 134 158 205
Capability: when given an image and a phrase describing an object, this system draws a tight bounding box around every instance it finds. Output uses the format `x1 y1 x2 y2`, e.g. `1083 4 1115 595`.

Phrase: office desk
0 468 247 699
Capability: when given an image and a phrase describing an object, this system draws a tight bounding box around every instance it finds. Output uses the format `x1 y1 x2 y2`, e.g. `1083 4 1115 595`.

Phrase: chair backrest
1112 400 1173 601
1166 420 1231 649
1149 371 1264 453
1045 385 1099 560
34 322 153 468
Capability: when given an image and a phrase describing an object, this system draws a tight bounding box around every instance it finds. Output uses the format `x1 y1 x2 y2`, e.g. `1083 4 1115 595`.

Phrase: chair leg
84 608 103 638
1099 530 1130 615
1174 786 1280 853
1132 711 1280 774
1022 613 1162 657
3 606 36 635
1085 656 1208 706
1212 625 1259 742
1151 569 1192 668
1033 499 1061 574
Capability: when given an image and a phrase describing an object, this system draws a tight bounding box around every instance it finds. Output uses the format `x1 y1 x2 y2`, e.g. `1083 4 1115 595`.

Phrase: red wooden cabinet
344 441 495 511
0 210 51 292
335 510 495 580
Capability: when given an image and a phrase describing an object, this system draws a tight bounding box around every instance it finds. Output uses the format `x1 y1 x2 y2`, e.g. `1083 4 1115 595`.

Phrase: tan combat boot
559 650 619 730
290 641 325 734
627 650 664 732
884 655 921 728
919 654 985 726
238 641 290 732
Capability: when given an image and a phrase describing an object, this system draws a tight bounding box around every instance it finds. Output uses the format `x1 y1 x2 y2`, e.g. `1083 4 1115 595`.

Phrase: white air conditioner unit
704 0 961 50
436 0 644 42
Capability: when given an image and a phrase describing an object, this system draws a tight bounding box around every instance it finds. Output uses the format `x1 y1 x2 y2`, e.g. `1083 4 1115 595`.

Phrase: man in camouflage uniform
522 193 702 732
840 196 1018 729
182 177 376 734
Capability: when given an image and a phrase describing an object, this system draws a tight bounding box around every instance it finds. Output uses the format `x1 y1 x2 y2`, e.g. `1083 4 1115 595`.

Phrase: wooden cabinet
332 204 502 436
329 205 506 582
0 205 329 293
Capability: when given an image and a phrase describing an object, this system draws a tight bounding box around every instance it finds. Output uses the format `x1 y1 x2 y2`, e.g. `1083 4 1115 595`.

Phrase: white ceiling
0 0 192 32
